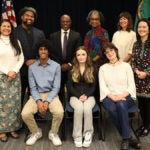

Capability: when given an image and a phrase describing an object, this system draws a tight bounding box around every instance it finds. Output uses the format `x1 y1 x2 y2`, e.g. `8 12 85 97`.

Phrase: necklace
109 60 118 64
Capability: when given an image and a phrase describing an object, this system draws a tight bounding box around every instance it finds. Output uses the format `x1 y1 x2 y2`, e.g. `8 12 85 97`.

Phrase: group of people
0 6 149 150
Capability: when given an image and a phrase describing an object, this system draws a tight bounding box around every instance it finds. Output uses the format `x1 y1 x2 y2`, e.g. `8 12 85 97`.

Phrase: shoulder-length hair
71 46 94 83
117 11 133 32
136 18 150 41
0 19 21 55
102 42 120 63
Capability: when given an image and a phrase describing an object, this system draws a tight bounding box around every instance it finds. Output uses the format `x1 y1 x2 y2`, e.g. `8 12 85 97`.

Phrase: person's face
39 47 49 60
76 49 87 64
119 16 128 30
138 21 149 39
21 11 35 27
105 48 117 61
0 21 12 36
89 13 100 28
60 15 71 31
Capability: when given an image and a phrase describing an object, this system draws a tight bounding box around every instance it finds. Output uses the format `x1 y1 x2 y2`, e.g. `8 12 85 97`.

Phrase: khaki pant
21 92 64 134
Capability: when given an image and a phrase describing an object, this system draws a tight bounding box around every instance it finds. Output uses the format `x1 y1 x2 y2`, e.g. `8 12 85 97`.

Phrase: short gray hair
86 10 104 25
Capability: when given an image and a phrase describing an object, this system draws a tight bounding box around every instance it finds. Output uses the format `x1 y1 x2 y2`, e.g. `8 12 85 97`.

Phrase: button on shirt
28 58 61 102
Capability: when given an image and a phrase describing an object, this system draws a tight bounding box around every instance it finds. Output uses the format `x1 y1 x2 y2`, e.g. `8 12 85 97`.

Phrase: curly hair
71 46 94 83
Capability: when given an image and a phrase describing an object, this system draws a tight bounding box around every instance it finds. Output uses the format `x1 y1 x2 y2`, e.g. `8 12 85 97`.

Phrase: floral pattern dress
131 39 150 98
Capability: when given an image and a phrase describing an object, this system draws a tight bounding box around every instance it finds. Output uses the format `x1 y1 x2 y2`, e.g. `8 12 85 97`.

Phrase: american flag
1 0 17 27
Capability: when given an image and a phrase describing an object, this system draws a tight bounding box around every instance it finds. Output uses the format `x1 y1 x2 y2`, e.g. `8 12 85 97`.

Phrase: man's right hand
36 100 46 115
25 59 36 66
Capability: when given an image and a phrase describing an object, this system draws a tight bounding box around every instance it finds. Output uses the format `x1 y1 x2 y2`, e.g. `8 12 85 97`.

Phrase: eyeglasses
90 18 100 21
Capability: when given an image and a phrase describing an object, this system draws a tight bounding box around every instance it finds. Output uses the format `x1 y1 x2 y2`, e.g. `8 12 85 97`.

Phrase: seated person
67 46 97 148
99 43 141 150
21 40 64 146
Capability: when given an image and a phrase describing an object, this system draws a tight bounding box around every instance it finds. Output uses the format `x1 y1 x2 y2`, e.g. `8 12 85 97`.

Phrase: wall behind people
0 0 138 40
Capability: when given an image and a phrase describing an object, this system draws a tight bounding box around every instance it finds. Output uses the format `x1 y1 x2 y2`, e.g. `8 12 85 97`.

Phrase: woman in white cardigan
99 43 141 150
0 19 24 142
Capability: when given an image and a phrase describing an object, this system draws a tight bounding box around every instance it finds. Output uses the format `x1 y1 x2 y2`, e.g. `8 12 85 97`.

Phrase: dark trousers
138 97 150 129
103 96 135 139
20 65 29 108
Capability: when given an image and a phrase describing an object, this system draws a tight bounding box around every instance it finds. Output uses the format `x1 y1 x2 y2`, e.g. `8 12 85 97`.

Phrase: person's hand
36 100 46 115
137 71 147 79
25 59 36 66
7 71 16 81
79 94 87 102
43 101 49 111
61 63 69 71
108 94 126 102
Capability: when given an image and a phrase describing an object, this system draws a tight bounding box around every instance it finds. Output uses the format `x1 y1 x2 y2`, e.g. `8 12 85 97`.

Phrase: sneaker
74 137 82 147
26 128 42 145
120 139 129 150
83 132 92 147
48 130 62 146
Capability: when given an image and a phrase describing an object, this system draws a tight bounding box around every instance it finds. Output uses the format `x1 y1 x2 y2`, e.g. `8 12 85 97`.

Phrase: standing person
131 18 150 137
49 14 82 103
84 10 109 69
99 43 141 150
67 46 97 148
0 20 24 142
15 7 45 106
112 12 136 62
21 40 64 146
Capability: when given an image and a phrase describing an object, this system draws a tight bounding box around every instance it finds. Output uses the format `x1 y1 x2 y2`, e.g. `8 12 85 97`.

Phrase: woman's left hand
137 71 147 79
7 71 16 81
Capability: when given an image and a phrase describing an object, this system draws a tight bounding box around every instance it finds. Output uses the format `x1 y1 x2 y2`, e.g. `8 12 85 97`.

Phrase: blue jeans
103 96 135 139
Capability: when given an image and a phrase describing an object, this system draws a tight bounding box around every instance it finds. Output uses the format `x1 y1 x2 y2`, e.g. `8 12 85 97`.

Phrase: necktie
62 32 68 59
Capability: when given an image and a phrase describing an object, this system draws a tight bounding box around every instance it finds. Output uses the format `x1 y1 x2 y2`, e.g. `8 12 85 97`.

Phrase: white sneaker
26 128 42 145
48 130 62 146
83 132 92 147
74 137 82 147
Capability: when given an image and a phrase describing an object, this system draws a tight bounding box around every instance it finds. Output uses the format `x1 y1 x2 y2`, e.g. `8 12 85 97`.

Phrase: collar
61 29 70 34
37 58 51 66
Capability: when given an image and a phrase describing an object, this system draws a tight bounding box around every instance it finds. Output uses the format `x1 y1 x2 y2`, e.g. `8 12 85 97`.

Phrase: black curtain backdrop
0 0 138 40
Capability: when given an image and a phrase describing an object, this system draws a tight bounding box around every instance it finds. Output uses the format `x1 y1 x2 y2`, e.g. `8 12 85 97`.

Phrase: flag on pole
1 0 17 27
134 0 150 30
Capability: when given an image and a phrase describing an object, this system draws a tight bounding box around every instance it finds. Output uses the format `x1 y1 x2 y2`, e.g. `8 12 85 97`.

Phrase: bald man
49 14 82 103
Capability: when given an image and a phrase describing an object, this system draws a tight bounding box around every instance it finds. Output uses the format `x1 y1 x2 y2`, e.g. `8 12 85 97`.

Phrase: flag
134 0 150 30
1 0 17 27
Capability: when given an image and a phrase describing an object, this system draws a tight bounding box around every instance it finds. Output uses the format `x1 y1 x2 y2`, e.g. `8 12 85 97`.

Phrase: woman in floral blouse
131 18 150 137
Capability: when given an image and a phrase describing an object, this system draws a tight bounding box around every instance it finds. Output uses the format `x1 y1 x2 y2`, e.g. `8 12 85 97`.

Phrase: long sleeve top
84 26 109 67
112 30 136 61
67 69 97 98
0 35 24 74
28 59 61 102
99 62 136 101
131 39 150 98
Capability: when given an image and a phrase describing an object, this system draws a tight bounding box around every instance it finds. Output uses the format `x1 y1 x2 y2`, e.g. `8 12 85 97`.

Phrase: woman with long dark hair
0 19 24 142
132 18 150 137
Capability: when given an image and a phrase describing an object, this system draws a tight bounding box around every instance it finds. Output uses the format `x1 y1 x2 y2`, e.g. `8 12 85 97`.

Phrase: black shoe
136 125 149 137
120 139 129 150
129 137 141 149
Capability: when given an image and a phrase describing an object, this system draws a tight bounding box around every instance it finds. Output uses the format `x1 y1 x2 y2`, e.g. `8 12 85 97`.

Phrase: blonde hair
71 46 94 83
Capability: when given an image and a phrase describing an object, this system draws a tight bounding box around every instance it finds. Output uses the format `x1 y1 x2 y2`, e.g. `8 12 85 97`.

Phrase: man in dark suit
49 14 82 103
15 7 45 106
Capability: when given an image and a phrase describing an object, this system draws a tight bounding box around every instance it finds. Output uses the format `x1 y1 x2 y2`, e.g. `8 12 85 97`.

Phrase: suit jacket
15 25 45 61
14 25 45 76
49 30 82 64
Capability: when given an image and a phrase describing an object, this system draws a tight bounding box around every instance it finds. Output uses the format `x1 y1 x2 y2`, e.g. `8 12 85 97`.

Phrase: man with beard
15 7 45 107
